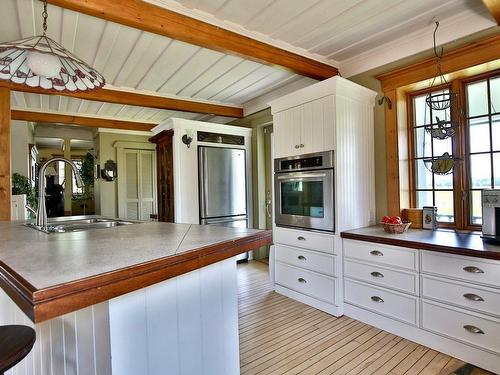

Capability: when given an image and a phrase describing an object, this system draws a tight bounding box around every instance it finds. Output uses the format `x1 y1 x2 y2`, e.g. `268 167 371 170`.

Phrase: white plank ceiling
1 0 496 124
2 0 301 125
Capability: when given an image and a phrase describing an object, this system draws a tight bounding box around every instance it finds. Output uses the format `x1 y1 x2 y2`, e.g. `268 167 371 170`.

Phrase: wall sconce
182 129 195 148
100 160 117 181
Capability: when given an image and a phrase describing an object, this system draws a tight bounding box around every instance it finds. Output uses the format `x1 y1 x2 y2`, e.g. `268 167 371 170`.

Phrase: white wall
11 121 33 178
152 118 252 225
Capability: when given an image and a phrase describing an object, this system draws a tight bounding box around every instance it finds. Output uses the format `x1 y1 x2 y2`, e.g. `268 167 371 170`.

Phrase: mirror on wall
10 121 157 221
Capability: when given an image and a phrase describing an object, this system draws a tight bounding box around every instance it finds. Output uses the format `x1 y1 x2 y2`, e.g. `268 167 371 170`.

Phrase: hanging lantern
0 0 105 92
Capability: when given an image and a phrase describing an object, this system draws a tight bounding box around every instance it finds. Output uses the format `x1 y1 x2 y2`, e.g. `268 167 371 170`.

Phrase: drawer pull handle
463 266 484 274
370 250 384 256
297 255 307 261
295 145 300 149
371 296 384 303
370 271 384 278
297 236 306 241
463 293 484 302
463 325 484 334
300 144 304 148
298 278 307 284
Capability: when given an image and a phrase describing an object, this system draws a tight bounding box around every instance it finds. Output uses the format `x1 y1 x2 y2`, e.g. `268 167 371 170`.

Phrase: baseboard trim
274 284 343 317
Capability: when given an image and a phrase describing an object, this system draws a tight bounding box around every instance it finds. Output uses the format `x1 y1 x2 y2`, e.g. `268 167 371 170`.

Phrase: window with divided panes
408 71 500 229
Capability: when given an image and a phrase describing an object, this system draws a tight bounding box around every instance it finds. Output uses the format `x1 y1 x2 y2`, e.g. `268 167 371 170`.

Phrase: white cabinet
343 238 500 374
273 96 335 158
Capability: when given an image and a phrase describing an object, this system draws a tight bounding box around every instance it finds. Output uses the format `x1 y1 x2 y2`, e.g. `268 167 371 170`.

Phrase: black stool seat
0 325 36 374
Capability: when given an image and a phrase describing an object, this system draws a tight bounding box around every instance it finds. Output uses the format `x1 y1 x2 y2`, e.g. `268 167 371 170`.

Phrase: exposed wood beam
482 0 500 24
46 0 338 80
11 110 155 132
0 81 243 118
0 88 11 221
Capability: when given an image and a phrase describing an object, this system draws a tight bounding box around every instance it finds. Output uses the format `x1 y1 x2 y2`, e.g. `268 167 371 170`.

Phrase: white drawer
422 300 500 355
421 251 500 288
422 275 500 318
274 227 334 254
344 278 418 326
344 259 419 295
343 239 418 271
275 262 335 304
274 244 335 276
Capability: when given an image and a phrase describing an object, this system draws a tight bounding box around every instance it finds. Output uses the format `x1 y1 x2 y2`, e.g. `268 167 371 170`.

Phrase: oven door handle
277 173 327 180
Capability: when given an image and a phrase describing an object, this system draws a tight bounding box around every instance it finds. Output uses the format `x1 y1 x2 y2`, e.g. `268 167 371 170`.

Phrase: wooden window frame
406 69 500 230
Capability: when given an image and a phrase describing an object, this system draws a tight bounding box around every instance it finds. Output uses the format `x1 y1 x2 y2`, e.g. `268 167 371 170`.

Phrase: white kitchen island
0 219 271 375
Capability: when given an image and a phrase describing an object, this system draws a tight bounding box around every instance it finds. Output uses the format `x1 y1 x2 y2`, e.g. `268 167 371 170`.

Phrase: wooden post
384 89 400 216
0 88 11 221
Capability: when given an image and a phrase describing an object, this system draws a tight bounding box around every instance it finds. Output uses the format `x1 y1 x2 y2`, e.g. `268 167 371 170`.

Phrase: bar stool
0 325 36 374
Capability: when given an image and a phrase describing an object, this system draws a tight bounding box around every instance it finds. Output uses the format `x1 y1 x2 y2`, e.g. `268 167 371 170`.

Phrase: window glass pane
471 190 483 225
469 117 490 153
435 190 454 223
433 137 452 156
492 115 500 151
467 80 489 117
491 77 500 114
494 153 500 188
416 160 433 189
470 153 492 188
434 171 453 190
416 190 433 208
414 127 432 158
414 95 430 126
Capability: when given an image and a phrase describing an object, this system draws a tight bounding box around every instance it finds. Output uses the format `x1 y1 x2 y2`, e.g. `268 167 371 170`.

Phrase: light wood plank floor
238 261 493 375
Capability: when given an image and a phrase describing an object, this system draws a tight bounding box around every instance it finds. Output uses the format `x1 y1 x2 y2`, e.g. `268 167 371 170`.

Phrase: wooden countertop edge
340 231 500 260
0 230 272 323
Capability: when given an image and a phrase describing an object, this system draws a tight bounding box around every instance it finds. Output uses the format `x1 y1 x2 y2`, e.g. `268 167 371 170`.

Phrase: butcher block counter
0 219 271 323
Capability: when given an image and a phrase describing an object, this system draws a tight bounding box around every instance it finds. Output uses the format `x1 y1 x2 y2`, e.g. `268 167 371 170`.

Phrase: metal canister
422 206 437 230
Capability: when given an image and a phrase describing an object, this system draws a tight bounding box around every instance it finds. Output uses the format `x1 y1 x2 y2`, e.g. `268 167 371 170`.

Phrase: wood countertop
341 226 500 260
0 220 272 323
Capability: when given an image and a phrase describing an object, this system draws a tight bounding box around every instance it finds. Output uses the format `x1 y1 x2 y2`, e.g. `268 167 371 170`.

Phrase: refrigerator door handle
198 148 209 219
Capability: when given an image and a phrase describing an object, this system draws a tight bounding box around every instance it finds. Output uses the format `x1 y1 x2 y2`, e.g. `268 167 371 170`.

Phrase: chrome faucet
36 157 84 230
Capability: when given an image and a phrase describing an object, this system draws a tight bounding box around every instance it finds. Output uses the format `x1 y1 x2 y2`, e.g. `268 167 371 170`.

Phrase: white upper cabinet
273 95 335 158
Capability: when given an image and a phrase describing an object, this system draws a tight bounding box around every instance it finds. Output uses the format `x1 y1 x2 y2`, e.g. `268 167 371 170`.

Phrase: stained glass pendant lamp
0 0 105 92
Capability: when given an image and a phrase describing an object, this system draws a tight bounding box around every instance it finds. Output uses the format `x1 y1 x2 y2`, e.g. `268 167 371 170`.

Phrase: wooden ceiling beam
46 0 338 80
0 81 243 118
11 110 155 132
482 0 500 25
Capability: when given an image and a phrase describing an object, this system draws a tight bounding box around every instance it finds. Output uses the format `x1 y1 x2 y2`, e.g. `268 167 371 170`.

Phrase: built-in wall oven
274 151 334 232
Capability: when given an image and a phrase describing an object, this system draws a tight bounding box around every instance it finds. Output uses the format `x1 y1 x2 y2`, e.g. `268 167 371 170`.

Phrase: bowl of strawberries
380 216 411 234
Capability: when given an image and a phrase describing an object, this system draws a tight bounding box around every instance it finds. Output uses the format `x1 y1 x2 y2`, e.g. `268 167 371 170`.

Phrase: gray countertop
341 225 500 260
0 219 264 291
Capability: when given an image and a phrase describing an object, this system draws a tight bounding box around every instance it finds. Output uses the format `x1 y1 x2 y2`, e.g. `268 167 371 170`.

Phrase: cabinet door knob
463 293 484 302
463 325 484 334
370 271 384 278
371 296 384 303
297 236 306 241
298 278 307 283
463 266 484 274
297 255 307 261
370 250 384 256
294 145 300 149
300 144 304 148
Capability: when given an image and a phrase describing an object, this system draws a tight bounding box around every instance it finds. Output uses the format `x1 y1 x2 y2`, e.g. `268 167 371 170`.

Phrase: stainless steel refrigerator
198 146 249 261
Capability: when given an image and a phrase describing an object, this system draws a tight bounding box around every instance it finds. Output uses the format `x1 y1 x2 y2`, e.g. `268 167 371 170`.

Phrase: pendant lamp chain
42 0 48 35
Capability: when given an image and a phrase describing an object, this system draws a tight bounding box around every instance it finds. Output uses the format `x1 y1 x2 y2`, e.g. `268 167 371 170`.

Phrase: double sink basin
26 217 138 233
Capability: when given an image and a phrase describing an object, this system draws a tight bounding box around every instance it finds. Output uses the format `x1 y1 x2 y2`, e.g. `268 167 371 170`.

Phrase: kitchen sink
25 217 139 233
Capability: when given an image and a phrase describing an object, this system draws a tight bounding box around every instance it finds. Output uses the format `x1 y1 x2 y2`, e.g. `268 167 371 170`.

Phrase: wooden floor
238 261 493 375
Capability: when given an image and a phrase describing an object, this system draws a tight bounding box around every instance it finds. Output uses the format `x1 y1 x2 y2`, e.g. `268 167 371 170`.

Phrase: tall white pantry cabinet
269 76 377 316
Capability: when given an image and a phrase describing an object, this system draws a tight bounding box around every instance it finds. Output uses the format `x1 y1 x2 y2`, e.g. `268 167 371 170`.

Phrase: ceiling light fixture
0 0 105 92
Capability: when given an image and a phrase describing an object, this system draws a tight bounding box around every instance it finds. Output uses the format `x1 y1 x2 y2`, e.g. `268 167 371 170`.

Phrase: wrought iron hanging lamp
0 0 105 92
